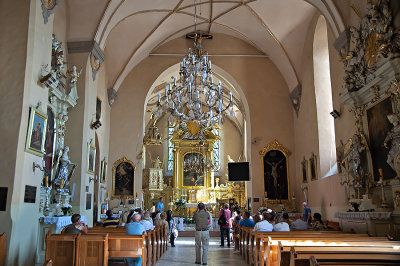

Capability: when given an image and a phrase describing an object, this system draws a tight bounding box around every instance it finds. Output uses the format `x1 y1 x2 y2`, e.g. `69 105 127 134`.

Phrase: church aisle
156 236 243 266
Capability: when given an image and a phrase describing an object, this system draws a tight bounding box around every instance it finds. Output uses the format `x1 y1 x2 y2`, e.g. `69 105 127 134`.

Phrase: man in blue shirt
156 197 164 213
126 214 146 266
303 202 312 224
239 211 255 227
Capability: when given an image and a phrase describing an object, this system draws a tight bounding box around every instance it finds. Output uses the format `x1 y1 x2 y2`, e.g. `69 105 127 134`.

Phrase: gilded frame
301 156 308 183
87 143 96 174
112 157 135 199
309 152 318 181
25 107 48 156
259 139 291 203
181 151 205 188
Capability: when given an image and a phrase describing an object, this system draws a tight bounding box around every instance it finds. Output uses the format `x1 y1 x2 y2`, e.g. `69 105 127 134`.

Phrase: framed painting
309 152 317 181
112 157 135 198
25 107 47 156
260 140 291 202
44 107 56 185
101 203 107 214
301 156 308 183
182 152 205 187
87 143 96 174
100 159 107 183
86 193 92 210
366 97 396 180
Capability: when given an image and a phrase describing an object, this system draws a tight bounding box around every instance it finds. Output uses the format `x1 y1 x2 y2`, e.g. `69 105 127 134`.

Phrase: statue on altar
384 113 400 173
151 156 162 169
54 146 76 188
346 134 366 183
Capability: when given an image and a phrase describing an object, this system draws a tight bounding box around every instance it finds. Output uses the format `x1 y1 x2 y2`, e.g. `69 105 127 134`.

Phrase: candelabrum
291 194 297 212
377 179 389 209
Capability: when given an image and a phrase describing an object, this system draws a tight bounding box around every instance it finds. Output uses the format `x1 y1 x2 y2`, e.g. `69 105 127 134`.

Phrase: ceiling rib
99 0 126 46
94 0 113 42
208 0 213 33
113 0 185 87
244 4 300 84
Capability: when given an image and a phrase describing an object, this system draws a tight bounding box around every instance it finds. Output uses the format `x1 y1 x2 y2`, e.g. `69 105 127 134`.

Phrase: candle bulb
60 179 64 189
106 192 109 198
379 168 383 181
45 175 49 187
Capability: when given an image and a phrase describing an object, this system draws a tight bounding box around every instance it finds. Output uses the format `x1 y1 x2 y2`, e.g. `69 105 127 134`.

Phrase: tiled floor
156 237 243 266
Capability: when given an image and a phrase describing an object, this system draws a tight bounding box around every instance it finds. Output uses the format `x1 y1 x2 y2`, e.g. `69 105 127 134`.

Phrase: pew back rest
76 233 108 266
108 233 146 258
45 232 77 266
0 233 6 266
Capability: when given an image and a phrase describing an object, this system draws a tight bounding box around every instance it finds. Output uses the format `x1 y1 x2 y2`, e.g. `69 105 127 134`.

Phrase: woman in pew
273 214 290 231
312 213 327 230
63 214 88 234
156 212 169 235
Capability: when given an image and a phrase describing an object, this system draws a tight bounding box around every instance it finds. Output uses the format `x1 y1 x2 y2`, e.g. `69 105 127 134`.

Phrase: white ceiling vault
67 0 345 92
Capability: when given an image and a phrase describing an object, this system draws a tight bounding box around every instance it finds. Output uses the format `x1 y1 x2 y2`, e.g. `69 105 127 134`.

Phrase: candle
357 174 360 182
45 176 49 187
378 168 383 181
60 179 64 189
106 192 109 198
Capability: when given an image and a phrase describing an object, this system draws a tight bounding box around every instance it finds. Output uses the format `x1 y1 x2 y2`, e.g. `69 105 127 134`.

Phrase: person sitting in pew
140 212 155 231
126 214 146 266
103 210 120 228
253 212 262 224
273 214 290 232
240 211 255 227
63 214 88 234
253 212 273 232
291 213 308 230
155 212 169 233
312 213 327 231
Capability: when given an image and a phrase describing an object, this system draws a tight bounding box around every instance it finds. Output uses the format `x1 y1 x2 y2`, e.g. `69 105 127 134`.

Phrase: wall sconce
33 162 44 173
330 110 340 119
89 176 94 183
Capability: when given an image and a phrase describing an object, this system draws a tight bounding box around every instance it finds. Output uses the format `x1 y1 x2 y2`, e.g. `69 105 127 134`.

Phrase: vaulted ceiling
66 0 344 92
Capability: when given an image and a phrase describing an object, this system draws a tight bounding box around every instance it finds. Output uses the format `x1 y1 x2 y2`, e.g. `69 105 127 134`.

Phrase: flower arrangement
174 199 186 210
61 203 72 216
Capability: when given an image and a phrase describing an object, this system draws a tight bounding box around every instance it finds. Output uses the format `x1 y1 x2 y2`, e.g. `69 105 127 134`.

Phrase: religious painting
101 203 107 214
25 107 47 156
24 185 37 203
44 107 56 185
100 159 107 183
260 140 291 202
182 152 204 187
366 97 396 180
309 152 317 181
301 157 308 183
87 143 96 174
112 157 135 198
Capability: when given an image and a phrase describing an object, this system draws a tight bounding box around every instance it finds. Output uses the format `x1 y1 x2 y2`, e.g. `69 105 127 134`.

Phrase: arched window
313 15 337 177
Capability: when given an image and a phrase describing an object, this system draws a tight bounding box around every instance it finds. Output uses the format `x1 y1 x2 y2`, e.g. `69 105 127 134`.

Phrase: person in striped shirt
103 210 119 228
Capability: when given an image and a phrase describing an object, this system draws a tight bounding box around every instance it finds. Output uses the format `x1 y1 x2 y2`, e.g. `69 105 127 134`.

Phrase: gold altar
142 123 246 217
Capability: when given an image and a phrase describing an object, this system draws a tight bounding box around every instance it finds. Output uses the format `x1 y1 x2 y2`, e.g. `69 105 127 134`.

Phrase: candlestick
45 175 49 187
379 168 383 181
60 179 64 189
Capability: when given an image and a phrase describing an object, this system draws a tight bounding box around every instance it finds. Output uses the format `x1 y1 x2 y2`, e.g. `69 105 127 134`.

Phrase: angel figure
68 66 82 87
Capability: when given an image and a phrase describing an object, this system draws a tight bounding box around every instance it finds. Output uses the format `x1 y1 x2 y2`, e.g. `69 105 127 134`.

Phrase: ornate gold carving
259 139 291 158
91 55 100 71
187 121 200 135
365 30 379 68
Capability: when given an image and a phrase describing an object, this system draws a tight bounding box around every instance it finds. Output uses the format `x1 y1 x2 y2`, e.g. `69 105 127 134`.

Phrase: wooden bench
76 233 108 266
0 233 6 266
108 233 146 265
45 232 77 266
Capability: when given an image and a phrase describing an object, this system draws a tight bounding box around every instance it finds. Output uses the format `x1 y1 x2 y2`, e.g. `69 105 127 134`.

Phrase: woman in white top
273 213 290 232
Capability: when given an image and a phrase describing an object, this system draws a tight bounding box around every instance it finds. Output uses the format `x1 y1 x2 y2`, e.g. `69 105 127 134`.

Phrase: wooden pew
45 232 77 266
108 233 147 266
290 244 400 266
75 233 108 266
0 233 6 266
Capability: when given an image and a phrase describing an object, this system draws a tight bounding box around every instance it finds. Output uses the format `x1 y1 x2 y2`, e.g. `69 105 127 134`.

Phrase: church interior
1 0 400 265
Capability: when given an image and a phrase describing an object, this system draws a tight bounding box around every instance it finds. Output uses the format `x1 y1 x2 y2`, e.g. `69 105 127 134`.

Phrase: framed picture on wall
100 158 107 183
301 156 308 183
101 203 107 214
87 143 96 174
309 152 317 181
25 107 47 156
112 157 135 198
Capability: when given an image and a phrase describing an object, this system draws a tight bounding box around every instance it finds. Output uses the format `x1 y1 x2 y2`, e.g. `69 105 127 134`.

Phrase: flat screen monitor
228 162 250 181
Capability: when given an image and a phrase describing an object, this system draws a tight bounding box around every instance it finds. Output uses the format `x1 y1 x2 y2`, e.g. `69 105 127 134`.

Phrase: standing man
193 202 210 265
157 197 164 213
125 214 146 266
218 203 231 247
303 202 311 224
